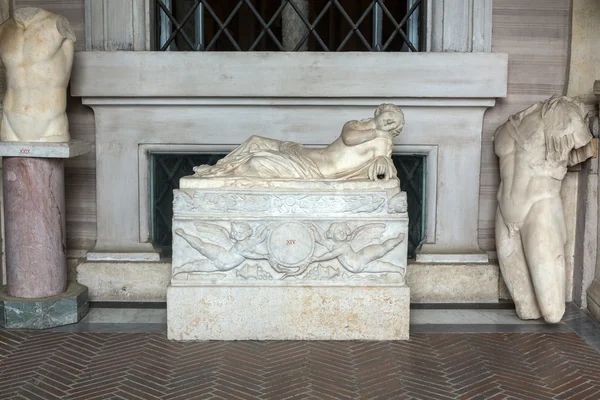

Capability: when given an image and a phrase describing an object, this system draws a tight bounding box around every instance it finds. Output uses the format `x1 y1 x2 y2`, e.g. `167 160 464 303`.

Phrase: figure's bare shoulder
494 124 516 158
344 118 371 130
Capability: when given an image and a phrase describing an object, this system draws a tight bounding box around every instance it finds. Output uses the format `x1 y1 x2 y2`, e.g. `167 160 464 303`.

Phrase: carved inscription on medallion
267 222 315 267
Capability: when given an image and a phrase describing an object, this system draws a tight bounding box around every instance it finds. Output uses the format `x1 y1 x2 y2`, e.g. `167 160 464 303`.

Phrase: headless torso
494 97 594 323
0 8 75 142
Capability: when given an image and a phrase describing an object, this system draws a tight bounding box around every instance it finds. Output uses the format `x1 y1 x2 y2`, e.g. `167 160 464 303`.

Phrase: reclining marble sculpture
169 104 410 340
495 95 595 323
0 7 75 142
193 103 403 180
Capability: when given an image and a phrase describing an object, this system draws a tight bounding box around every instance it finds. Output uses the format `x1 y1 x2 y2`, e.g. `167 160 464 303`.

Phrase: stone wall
478 0 572 254
11 0 573 264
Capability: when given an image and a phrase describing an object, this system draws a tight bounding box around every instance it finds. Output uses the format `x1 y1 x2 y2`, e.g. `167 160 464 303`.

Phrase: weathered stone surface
171 179 408 285
77 262 171 301
408 263 499 303
3 157 66 298
75 260 505 303
0 140 92 158
167 104 411 340
0 283 88 329
169 178 409 340
495 96 595 323
167 285 409 341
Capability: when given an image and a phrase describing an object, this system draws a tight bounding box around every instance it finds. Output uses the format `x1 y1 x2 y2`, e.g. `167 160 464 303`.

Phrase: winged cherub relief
173 222 269 276
310 222 406 275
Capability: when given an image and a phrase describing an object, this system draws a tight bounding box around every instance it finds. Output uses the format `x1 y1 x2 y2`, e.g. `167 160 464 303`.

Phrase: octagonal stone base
0 283 89 329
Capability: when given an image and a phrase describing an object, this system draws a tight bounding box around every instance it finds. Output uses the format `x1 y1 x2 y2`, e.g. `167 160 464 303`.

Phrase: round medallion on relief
267 222 315 267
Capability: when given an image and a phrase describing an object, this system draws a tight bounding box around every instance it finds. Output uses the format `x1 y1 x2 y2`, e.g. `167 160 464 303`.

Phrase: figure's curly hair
541 95 589 133
326 222 352 241
374 103 405 137
230 222 252 241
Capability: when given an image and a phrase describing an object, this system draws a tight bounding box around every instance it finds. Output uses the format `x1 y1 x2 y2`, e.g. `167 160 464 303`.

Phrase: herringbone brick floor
1 332 600 399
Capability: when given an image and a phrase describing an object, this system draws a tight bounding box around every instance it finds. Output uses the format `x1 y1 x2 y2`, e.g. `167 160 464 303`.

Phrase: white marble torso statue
193 103 404 181
0 7 75 142
494 95 595 323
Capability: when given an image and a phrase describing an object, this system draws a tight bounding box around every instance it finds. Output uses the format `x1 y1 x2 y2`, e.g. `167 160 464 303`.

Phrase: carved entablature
174 190 391 216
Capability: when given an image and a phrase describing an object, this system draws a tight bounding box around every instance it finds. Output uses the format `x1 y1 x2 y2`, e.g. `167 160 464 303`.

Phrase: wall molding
85 0 152 51
85 0 492 53
427 0 493 52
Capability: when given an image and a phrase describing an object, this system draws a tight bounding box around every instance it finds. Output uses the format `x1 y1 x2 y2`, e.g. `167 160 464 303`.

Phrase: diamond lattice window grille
151 153 426 258
156 0 423 52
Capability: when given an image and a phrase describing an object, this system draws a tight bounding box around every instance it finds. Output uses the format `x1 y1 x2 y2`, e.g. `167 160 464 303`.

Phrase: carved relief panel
172 187 408 285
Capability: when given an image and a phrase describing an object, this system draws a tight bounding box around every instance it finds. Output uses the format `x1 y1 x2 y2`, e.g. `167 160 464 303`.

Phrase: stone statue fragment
494 95 595 323
0 7 75 142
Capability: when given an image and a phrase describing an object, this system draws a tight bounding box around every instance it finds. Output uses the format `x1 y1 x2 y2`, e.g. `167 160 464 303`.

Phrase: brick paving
1 331 600 399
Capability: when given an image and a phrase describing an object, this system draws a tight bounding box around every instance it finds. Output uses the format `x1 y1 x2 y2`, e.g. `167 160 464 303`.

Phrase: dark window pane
156 0 423 52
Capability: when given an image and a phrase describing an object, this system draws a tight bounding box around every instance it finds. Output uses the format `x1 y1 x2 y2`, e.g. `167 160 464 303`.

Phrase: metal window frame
155 0 426 52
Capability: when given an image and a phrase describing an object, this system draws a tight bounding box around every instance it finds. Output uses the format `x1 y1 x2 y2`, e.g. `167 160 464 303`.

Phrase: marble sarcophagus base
167 177 410 341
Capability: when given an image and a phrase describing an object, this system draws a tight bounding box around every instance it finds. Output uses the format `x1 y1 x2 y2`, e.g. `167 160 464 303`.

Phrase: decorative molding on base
0 140 93 158
587 279 600 322
86 251 161 262
76 260 501 304
415 251 490 264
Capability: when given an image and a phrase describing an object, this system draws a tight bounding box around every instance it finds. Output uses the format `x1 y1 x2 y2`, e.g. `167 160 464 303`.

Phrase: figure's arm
341 120 387 146
568 139 596 166
313 246 346 262
309 223 334 249
529 133 573 181
247 224 271 246
242 249 269 259
57 15 77 43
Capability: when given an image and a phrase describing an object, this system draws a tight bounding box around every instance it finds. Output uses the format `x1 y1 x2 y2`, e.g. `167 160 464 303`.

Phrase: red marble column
3 157 67 298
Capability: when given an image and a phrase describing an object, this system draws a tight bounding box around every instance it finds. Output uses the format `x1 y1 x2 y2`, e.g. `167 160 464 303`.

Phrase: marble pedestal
168 177 410 341
0 141 92 328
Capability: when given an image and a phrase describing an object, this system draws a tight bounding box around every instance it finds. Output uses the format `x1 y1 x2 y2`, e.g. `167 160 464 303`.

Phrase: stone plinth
168 285 409 341
0 140 93 158
0 283 89 329
168 177 410 340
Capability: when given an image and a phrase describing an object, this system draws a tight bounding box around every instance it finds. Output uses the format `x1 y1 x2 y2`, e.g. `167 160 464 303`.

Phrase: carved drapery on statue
193 104 404 181
495 95 595 324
